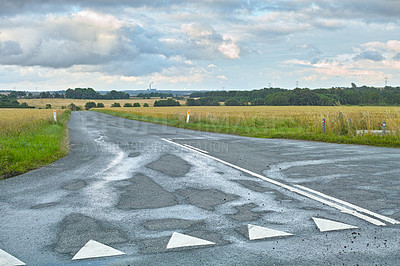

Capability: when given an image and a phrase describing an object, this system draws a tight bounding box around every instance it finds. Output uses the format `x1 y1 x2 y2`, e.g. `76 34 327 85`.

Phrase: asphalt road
1 111 399 265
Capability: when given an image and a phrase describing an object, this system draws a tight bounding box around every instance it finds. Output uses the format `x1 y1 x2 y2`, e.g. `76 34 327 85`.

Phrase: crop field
95 106 400 147
0 109 70 179
19 98 186 109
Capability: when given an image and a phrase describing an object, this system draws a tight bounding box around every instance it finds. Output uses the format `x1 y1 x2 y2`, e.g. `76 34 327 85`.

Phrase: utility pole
384 77 388 87
296 81 299 88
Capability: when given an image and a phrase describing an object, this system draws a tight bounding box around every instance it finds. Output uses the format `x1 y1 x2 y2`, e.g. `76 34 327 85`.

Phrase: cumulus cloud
0 11 174 75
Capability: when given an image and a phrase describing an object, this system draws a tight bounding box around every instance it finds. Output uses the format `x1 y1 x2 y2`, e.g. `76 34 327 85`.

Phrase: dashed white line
161 138 398 227
312 217 358 232
72 240 125 261
248 224 293 240
0 249 25 266
166 232 215 249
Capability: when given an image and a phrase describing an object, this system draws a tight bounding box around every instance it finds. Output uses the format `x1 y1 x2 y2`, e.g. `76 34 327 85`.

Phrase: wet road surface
1 111 399 265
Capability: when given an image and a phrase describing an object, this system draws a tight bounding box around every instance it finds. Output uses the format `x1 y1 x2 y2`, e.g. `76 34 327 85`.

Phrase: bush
124 103 133 107
154 98 181 107
96 103 104 108
85 101 97 110
133 102 140 107
67 103 81 111
45 104 52 109
111 102 121 107
143 103 149 107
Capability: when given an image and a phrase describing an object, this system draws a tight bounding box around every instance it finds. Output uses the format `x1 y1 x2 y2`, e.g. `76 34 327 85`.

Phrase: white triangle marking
166 232 216 249
0 249 26 266
72 240 125 260
312 217 358 232
248 224 293 240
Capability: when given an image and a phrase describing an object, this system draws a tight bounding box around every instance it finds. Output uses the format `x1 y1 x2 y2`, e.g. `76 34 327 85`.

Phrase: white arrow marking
0 249 26 266
248 224 293 240
166 232 215 249
72 240 125 260
312 217 358 232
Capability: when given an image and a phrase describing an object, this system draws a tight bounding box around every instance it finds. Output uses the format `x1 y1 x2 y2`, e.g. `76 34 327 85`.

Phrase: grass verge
0 110 71 179
94 108 400 148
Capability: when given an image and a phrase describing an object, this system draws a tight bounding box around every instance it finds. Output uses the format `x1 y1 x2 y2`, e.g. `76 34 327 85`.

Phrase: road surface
1 111 399 265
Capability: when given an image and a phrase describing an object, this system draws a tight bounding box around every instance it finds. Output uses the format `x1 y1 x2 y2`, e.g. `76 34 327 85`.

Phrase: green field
0 109 70 179
94 106 400 148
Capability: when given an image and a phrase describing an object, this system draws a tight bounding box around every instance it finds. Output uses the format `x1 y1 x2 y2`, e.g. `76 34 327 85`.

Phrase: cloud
1 1 400 90
217 75 228 80
0 11 174 75
0 41 23 56
164 23 241 60
354 50 385 61
218 42 240 59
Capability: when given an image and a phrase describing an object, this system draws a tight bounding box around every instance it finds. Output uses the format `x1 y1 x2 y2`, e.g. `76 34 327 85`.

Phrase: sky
0 0 400 91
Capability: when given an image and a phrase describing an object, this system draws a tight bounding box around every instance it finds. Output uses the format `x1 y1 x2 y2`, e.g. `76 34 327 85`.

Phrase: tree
133 102 140 107
143 103 149 107
124 103 133 107
96 103 105 108
45 104 52 109
224 98 239 106
111 102 121 107
251 98 264 106
85 102 97 110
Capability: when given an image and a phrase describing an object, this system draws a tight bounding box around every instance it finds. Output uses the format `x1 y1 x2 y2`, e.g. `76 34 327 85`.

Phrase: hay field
98 106 400 134
96 106 400 147
0 109 64 135
0 108 69 179
19 98 185 109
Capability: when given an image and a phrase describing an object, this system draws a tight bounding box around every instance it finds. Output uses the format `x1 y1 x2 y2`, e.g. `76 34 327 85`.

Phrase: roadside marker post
382 121 386 135
322 118 326 133
186 110 190 123
53 110 57 123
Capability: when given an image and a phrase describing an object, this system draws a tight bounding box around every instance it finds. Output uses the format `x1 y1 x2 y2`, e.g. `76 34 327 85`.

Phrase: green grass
0 110 71 179
94 109 400 148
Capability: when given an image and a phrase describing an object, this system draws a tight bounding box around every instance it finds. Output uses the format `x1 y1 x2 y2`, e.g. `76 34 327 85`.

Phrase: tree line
137 92 174 98
0 94 32 108
65 88 130 99
189 86 400 106
6 88 130 100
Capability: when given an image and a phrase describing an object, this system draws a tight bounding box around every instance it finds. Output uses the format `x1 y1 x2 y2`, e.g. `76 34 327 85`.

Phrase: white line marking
72 240 125 260
161 138 392 226
182 144 209 154
312 217 358 232
296 185 400 225
248 224 293 240
0 249 26 266
166 232 215 249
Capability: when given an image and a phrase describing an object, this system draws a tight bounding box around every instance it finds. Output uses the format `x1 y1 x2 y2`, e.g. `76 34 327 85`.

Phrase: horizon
0 1 399 91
